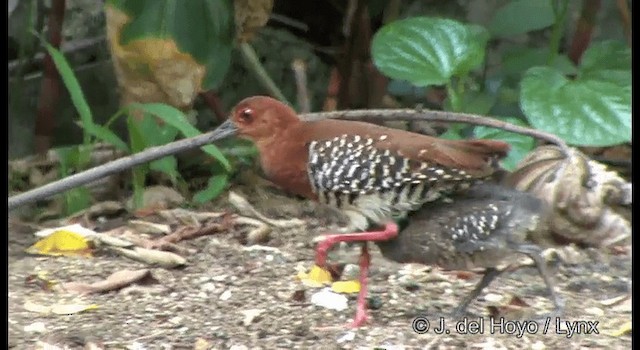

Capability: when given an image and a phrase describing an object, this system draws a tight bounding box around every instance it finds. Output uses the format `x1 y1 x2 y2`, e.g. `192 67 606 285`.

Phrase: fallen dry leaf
331 280 360 294
26 230 93 257
50 303 99 315
297 265 332 288
128 220 171 235
112 246 187 268
24 301 51 314
62 269 153 294
608 321 632 337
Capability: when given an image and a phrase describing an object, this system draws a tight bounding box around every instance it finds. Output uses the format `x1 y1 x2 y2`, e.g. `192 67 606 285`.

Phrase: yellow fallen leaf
297 265 332 287
26 230 92 257
50 303 99 315
331 280 361 294
608 321 632 337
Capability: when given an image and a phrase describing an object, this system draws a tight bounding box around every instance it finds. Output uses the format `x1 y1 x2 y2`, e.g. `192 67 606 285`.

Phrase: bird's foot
346 304 369 328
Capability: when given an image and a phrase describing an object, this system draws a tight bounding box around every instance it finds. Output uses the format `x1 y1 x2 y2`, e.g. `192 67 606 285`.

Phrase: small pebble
337 331 355 343
24 322 46 333
219 289 232 301
201 282 216 292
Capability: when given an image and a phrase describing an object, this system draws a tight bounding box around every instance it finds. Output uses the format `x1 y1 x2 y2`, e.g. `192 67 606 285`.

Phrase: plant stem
547 0 569 66
34 0 66 154
568 0 601 65
615 0 632 46
239 42 290 105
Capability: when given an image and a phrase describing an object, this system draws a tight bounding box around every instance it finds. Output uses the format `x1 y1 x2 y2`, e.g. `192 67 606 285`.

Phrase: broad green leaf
44 43 129 151
372 17 488 87
473 117 535 171
193 174 229 203
129 103 231 171
108 0 235 90
488 0 555 38
521 67 631 146
458 90 496 116
502 47 576 77
579 40 631 87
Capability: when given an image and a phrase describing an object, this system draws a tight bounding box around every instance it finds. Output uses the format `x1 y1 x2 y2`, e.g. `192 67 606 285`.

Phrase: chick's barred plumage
375 183 563 316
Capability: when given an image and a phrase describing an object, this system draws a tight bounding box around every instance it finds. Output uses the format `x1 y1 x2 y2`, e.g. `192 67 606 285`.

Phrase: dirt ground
8 191 632 350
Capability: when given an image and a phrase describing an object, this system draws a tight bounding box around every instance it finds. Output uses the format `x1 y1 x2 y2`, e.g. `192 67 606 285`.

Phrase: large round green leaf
520 67 631 147
488 0 555 38
372 17 488 87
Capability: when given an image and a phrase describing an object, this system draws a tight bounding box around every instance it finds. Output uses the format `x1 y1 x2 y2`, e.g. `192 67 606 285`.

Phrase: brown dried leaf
62 269 153 295
112 246 188 268
234 0 274 42
506 146 631 247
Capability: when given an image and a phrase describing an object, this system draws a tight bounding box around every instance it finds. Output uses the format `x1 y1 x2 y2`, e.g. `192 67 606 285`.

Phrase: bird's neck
254 124 317 199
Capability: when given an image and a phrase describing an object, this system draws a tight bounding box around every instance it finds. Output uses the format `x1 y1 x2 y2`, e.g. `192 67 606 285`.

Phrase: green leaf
488 0 555 38
520 67 631 146
579 40 631 87
129 103 231 171
502 47 576 77
458 90 496 116
193 174 229 203
136 115 180 182
126 117 149 209
473 117 535 171
109 0 235 90
43 43 129 151
372 17 488 87
56 147 93 215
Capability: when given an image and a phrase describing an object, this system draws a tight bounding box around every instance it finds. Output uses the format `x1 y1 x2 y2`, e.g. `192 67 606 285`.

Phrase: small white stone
169 316 183 325
310 288 348 311
201 282 216 292
24 322 46 333
229 345 249 350
240 309 265 326
219 289 232 301
484 293 503 303
585 307 604 316
531 341 546 350
211 274 227 282
337 331 356 343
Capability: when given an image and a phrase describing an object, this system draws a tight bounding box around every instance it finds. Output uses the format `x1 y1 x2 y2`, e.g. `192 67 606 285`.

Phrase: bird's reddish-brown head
216 96 300 143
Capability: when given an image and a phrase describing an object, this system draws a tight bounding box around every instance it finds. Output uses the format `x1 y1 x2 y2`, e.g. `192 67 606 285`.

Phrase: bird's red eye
239 108 253 122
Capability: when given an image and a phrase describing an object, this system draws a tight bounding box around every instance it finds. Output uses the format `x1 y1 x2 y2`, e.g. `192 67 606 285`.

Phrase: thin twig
8 108 571 210
291 59 311 113
239 42 290 104
615 0 632 46
302 108 573 157
269 13 309 32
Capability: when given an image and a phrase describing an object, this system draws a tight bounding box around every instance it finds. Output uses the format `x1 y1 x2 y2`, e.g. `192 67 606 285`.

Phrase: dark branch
8 107 571 210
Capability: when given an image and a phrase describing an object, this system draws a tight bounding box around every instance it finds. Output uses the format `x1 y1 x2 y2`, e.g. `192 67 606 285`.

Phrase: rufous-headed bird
211 96 510 327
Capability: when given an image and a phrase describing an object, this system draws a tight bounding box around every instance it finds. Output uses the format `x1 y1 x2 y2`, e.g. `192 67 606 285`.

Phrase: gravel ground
8 193 632 349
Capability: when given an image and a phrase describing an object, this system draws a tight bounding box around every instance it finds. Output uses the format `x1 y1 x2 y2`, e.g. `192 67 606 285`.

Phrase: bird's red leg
314 222 399 267
348 243 371 328
313 222 398 328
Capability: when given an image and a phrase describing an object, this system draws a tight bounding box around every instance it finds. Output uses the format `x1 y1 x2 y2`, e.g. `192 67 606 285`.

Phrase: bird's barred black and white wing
306 134 475 223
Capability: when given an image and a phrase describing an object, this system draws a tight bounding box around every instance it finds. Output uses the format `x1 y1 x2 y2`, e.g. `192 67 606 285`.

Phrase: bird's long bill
209 119 238 141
